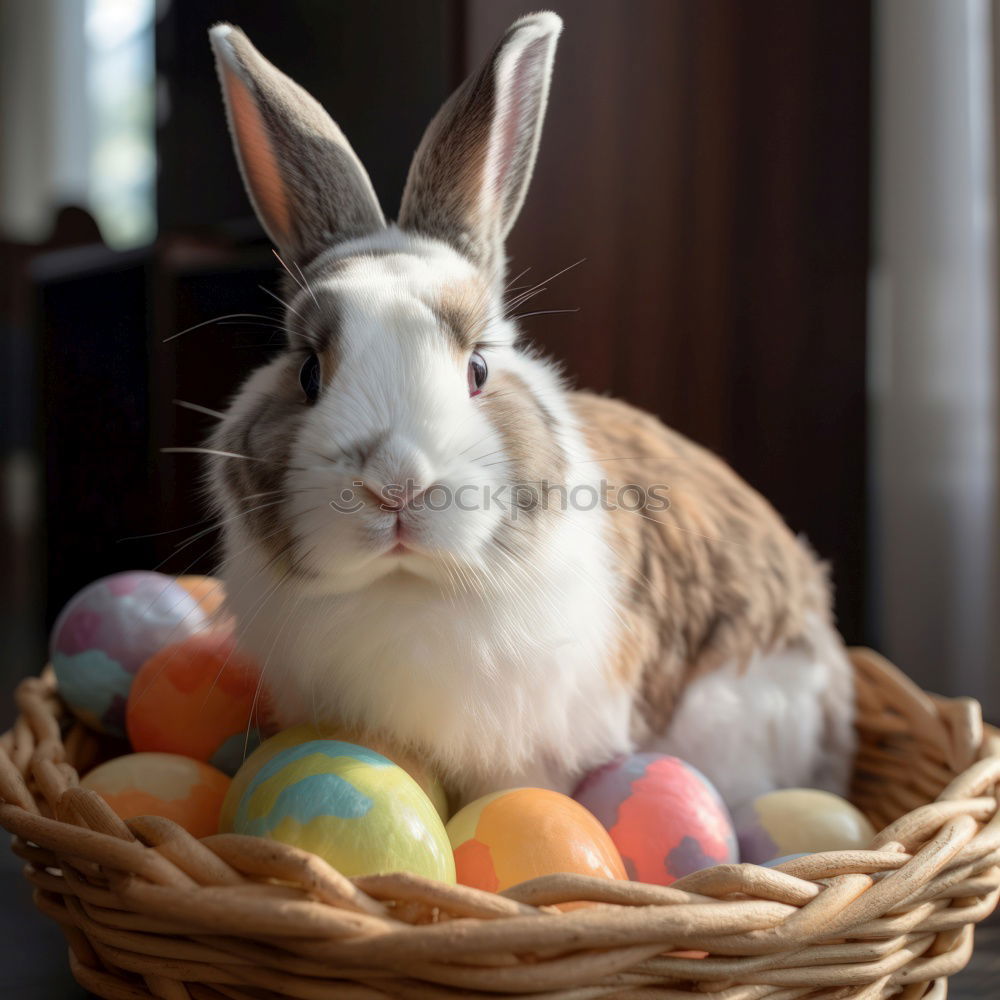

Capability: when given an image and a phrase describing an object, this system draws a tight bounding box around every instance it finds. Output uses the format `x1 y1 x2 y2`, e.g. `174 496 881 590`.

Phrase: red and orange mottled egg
573 753 738 885
81 752 230 838
126 632 266 774
446 787 627 892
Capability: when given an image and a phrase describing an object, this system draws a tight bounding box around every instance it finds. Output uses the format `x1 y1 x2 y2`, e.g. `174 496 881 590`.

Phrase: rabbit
205 13 855 810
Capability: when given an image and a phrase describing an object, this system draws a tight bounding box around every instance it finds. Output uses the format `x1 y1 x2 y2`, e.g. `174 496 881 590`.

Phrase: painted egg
220 724 449 832
761 853 811 868
50 571 207 736
126 632 266 774
734 789 877 865
176 575 228 621
81 752 230 838
232 740 455 881
447 787 627 892
573 753 738 885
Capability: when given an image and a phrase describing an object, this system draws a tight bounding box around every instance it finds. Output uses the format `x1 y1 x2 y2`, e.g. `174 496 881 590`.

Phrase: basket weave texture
1 648 999 1000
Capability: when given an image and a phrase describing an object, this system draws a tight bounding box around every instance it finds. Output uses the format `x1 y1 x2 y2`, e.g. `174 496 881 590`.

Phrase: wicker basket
1 648 998 1000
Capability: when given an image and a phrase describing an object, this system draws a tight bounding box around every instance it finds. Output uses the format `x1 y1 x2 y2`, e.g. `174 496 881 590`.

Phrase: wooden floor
950 909 1000 999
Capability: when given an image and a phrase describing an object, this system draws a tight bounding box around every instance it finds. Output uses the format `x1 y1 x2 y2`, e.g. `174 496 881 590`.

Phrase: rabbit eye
299 352 321 403
468 351 488 396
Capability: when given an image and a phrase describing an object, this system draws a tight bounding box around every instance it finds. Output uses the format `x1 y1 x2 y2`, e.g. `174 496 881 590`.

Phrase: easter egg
233 740 455 881
176 575 227 620
50 571 207 736
734 789 877 865
573 753 738 885
126 632 265 774
761 853 810 868
447 787 627 892
81 752 230 838
220 724 449 832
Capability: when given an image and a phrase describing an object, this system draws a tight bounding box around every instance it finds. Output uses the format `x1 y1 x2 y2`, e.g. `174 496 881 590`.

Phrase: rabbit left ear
398 12 563 283
210 23 385 264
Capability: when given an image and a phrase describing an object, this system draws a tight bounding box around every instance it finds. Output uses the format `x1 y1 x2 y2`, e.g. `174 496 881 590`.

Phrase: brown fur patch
216 357 305 570
289 293 342 367
483 371 567 550
426 277 491 353
571 392 833 743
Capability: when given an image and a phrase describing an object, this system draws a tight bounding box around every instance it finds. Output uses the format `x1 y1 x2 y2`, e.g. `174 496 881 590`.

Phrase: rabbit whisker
505 264 531 287
173 399 227 421
273 248 309 298
162 446 268 463
164 312 276 343
511 308 580 321
259 284 308 323
294 260 320 307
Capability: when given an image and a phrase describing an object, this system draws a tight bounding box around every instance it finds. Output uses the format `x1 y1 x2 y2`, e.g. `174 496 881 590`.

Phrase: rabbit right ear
399 12 562 283
210 24 385 264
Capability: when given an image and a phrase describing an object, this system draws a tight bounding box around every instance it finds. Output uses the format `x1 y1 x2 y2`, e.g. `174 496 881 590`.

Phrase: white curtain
0 0 155 247
0 0 91 242
871 0 1000 717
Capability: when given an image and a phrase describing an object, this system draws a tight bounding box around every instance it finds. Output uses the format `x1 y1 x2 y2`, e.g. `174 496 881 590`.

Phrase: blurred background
0 0 998 994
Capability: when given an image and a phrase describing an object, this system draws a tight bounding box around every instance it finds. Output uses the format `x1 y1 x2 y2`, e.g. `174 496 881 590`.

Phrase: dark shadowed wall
466 0 871 640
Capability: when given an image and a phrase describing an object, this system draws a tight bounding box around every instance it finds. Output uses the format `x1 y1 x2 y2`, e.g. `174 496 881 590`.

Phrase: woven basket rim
1 646 998 1000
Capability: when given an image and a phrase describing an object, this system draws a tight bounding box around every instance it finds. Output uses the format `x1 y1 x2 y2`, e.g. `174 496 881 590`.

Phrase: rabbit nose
359 481 426 511
360 436 433 509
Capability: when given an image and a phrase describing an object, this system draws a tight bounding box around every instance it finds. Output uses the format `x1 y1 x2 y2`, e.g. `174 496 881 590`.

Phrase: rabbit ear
398 12 562 281
210 23 385 264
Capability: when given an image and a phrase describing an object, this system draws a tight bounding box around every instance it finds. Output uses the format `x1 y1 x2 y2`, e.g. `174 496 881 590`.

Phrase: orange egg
82 752 230 838
176 575 228 622
126 632 266 774
446 788 627 892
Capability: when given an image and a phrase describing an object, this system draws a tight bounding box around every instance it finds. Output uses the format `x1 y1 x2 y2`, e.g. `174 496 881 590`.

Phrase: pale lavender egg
733 789 877 865
50 571 206 736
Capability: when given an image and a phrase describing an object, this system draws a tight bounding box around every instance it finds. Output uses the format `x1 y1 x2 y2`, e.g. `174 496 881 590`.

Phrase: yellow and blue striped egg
220 724 449 832
232 740 455 881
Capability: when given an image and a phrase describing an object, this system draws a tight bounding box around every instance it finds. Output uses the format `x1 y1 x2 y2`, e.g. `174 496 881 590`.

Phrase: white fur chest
224 502 632 800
